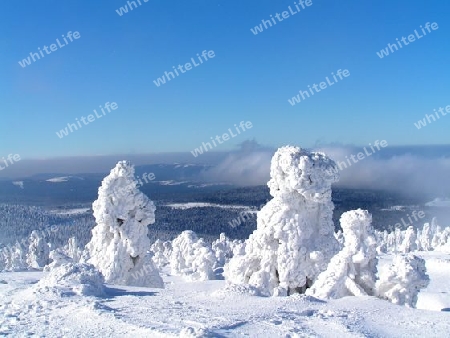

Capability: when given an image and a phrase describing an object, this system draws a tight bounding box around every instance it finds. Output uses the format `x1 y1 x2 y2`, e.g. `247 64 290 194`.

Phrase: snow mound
214 282 262 297
225 146 339 296
35 263 105 297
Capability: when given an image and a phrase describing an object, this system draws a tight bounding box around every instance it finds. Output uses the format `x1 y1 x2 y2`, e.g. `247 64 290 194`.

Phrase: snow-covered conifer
170 230 216 281
212 233 241 270
26 230 50 269
151 239 172 269
400 226 418 253
86 161 163 287
306 209 378 299
376 254 429 307
419 223 432 251
225 146 339 296
5 242 28 271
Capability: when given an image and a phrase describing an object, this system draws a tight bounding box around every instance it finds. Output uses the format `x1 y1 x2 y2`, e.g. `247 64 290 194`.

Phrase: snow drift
35 262 105 297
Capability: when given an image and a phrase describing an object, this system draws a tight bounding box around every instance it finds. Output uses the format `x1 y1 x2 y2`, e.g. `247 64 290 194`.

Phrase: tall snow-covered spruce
224 146 340 296
26 230 50 269
86 161 163 288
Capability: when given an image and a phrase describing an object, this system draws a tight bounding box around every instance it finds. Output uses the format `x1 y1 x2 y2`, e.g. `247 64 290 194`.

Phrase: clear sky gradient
1 0 449 158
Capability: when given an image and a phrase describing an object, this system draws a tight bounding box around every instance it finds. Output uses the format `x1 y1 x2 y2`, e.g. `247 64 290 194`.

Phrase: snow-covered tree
376 230 389 254
150 239 172 269
67 237 83 263
26 230 50 269
170 230 217 281
86 161 163 288
0 249 7 271
44 249 73 272
4 242 28 271
212 233 242 271
376 254 429 307
225 146 340 296
431 225 442 249
400 226 418 253
306 209 378 299
419 223 432 251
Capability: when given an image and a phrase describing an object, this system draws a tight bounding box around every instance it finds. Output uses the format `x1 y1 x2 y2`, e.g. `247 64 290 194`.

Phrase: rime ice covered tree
400 226 418 253
26 230 50 269
376 254 429 307
86 161 163 288
212 233 242 270
306 209 378 299
170 230 217 281
151 239 172 269
225 146 340 296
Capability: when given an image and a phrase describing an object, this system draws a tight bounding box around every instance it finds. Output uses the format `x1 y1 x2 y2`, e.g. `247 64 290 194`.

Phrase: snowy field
2 153 449 337
165 203 253 211
0 252 449 337
48 208 91 216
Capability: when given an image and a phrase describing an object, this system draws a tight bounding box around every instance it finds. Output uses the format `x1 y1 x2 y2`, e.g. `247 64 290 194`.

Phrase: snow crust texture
225 146 340 295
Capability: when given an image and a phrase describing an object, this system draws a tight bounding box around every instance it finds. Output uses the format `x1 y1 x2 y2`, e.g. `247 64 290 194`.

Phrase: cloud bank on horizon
2 141 450 196
201 141 450 196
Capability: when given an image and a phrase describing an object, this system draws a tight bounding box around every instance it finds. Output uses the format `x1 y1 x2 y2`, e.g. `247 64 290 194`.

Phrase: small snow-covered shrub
376 254 429 308
306 209 378 299
44 248 73 272
86 161 163 288
36 262 105 297
170 230 216 281
212 233 242 270
151 239 172 269
44 237 85 272
3 242 28 271
224 146 339 296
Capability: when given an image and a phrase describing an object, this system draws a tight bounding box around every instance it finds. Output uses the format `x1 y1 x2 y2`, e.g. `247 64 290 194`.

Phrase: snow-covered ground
48 208 91 216
11 181 24 189
1 252 449 337
165 203 253 211
46 177 71 183
426 198 450 207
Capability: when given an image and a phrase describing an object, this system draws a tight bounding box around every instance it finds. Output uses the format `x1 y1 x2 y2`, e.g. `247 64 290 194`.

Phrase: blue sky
1 0 449 159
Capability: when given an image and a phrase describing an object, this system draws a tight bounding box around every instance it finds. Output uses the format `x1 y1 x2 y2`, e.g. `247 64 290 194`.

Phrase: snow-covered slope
1 252 450 337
